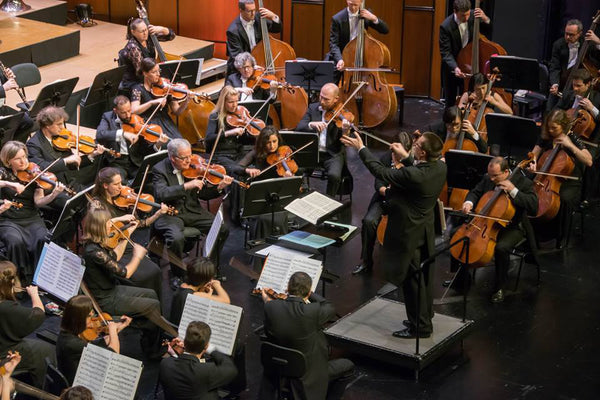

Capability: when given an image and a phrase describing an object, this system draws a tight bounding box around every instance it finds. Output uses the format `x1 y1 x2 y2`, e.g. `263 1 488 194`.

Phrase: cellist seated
425 105 488 153
461 157 538 303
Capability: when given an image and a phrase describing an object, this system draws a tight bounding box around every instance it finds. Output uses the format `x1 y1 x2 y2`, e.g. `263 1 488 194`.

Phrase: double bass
134 0 178 62
340 0 396 128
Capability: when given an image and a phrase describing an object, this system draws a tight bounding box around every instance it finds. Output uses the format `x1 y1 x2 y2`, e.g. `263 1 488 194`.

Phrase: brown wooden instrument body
81 312 113 342
265 145 298 176
560 10 600 92
106 220 133 249
52 129 120 158
135 0 179 63
340 30 396 128
122 114 165 143
466 102 495 141
171 95 215 146
567 108 596 139
457 35 507 80
113 186 178 215
533 147 575 221
450 189 515 267
277 85 308 129
182 154 249 189
16 162 76 196
226 105 266 136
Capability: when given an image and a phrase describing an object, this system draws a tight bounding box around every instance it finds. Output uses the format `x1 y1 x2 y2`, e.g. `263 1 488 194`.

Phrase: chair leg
514 255 524 291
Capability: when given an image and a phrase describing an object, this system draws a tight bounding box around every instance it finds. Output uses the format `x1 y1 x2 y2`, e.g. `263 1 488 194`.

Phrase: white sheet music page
256 250 322 293
33 241 85 302
284 191 342 224
203 205 224 257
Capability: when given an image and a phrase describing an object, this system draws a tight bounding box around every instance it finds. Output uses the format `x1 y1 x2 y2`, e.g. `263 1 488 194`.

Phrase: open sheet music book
33 242 85 302
256 250 322 294
178 295 243 356
284 191 343 225
73 344 143 400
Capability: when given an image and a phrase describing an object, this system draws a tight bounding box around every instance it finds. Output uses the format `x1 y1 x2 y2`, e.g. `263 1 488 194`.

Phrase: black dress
55 331 109 385
131 83 183 140
0 168 49 280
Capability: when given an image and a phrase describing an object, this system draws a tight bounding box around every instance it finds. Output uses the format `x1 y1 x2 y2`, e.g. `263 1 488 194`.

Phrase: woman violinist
0 141 62 282
56 295 131 385
205 85 262 176
92 167 168 298
81 206 177 360
529 109 593 248
0 261 55 389
130 57 189 140
118 17 175 95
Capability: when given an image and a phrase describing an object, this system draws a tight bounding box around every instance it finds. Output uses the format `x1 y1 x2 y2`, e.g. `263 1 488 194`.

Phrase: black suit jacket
264 294 334 400
152 157 220 220
548 36 600 88
295 102 344 156
428 120 488 153
556 89 600 141
327 8 389 63
225 72 272 101
159 352 237 400
26 130 96 189
226 15 282 75
359 147 446 284
439 12 491 73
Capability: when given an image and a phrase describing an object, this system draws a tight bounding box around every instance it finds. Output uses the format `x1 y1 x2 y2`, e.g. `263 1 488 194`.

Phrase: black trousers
319 151 346 197
442 69 464 107
494 226 526 291
360 195 384 268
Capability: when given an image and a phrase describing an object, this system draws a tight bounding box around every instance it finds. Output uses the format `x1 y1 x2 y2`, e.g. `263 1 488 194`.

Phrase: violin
105 220 135 249
246 66 278 91
52 129 120 158
16 162 76 196
226 105 266 136
252 287 288 300
324 106 356 130
182 154 249 189
265 145 298 176
163 338 185 356
81 312 114 342
151 77 202 101
122 114 167 143
113 186 178 215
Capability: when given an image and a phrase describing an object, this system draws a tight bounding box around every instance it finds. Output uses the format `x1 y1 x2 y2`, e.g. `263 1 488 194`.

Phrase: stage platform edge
325 297 475 376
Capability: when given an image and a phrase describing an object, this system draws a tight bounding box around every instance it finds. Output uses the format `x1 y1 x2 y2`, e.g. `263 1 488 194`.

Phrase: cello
450 156 533 267
340 0 396 128
134 0 178 62
463 69 502 141
532 146 575 221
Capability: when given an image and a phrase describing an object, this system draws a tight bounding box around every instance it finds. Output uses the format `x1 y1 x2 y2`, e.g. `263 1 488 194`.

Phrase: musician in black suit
160 321 237 400
296 83 350 197
0 67 34 143
341 132 446 338
261 272 354 400
426 106 487 153
439 0 491 106
152 139 231 283
225 0 281 76
462 157 538 303
555 69 600 136
225 52 278 102
96 96 168 180
326 0 389 78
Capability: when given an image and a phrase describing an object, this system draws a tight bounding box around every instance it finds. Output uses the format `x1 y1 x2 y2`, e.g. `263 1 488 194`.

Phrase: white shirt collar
241 16 254 28
347 8 359 18
453 13 466 26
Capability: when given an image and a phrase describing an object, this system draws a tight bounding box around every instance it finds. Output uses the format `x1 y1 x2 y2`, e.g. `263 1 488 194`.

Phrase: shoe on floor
491 289 504 303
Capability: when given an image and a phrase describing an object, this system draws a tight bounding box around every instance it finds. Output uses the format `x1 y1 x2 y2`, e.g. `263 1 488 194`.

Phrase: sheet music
204 205 223 258
73 344 142 400
256 250 322 293
255 244 312 258
178 295 242 356
33 242 85 302
285 191 342 224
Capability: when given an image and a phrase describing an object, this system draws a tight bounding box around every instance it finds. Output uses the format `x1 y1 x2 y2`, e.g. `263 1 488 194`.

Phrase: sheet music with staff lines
285 191 342 225
256 250 322 293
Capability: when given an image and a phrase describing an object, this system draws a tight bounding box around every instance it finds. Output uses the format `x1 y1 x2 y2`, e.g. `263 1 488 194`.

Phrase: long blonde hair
215 86 239 130
82 206 112 247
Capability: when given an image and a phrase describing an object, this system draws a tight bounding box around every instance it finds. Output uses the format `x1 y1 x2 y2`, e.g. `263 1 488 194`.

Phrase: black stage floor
28 98 600 399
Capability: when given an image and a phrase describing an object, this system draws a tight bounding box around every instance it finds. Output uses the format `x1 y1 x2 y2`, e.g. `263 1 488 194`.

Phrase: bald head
319 83 340 110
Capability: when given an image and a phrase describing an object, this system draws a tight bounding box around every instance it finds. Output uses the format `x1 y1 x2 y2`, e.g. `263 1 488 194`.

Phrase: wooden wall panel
429 0 446 99
109 0 138 24
405 0 434 6
401 8 433 95
291 2 324 60
147 0 178 33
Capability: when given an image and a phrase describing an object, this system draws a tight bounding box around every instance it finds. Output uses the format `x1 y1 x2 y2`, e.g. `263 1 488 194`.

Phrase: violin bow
250 51 282 90
80 280 109 326
201 129 222 185
241 92 273 133
15 158 62 197
131 164 151 218
254 140 313 179
324 81 367 129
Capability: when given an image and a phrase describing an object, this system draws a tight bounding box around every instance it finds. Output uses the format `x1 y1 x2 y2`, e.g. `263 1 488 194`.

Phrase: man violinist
226 0 281 77
296 83 350 197
555 69 600 140
96 95 169 180
152 139 232 286
0 65 34 143
225 52 278 103
439 0 491 106
461 157 538 303
327 0 389 80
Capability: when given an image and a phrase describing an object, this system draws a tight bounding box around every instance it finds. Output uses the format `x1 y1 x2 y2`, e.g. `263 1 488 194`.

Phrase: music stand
0 113 24 146
285 60 335 93
160 59 204 88
51 184 95 242
80 66 126 107
131 150 168 190
489 56 540 91
280 131 318 170
242 176 303 237
25 77 79 119
239 99 270 122
445 150 493 191
486 113 540 163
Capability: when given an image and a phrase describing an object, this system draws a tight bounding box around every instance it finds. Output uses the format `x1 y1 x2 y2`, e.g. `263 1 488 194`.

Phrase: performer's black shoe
352 264 371 275
392 328 431 339
491 289 504 303
402 320 413 329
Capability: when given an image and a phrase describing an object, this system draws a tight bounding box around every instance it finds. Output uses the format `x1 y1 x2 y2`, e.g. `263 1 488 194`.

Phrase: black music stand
80 66 126 107
285 60 335 93
242 176 303 237
0 113 24 146
445 150 493 192
486 113 540 164
280 131 318 170
489 56 540 91
131 150 168 190
50 184 95 245
160 59 204 88
24 77 79 119
239 99 270 122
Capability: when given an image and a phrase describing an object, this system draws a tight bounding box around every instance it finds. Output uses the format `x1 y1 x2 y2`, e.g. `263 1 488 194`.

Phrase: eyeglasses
175 155 191 161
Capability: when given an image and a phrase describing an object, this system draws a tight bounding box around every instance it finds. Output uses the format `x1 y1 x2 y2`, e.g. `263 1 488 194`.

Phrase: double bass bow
340 0 396 128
